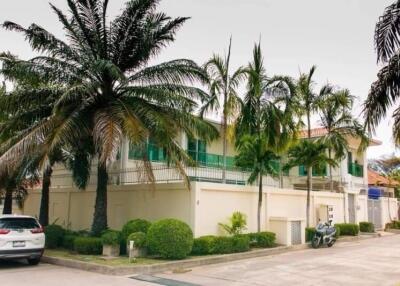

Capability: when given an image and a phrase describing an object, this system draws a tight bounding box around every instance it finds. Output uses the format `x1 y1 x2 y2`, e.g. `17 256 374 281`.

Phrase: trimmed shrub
122 219 151 239
385 220 400 230
101 231 121 246
147 219 193 259
62 235 78 250
212 236 234 254
359 222 374 233
334 223 359 236
127 232 146 248
191 236 216 255
74 237 102 255
232 235 250 252
45 224 65 249
248 232 276 247
305 227 316 242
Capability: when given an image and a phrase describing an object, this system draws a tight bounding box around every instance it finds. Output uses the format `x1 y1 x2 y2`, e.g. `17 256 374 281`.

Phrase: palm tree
284 140 337 227
0 0 218 235
235 43 298 232
364 0 400 140
316 88 368 192
201 38 246 182
296 66 331 194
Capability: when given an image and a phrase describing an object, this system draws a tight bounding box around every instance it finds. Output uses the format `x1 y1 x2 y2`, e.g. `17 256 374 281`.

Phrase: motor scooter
311 220 337 249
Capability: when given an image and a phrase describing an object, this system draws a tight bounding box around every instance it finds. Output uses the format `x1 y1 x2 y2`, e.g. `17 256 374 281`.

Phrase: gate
291 221 302 245
348 194 356 223
368 199 382 230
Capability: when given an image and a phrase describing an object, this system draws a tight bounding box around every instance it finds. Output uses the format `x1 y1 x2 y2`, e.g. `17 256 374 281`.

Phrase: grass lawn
44 249 169 266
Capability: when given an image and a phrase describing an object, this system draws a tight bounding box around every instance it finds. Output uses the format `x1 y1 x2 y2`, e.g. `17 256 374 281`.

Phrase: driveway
1 234 400 286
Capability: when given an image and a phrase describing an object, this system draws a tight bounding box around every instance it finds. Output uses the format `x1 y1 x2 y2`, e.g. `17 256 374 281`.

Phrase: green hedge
335 223 359 236
62 235 78 250
359 222 374 233
74 237 102 255
191 235 250 255
305 227 316 242
101 231 121 246
247 232 276 248
45 224 65 249
385 220 400 230
191 236 216 255
147 219 193 259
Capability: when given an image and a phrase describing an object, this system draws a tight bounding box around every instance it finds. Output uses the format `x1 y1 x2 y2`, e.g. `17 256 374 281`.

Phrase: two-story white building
21 122 398 245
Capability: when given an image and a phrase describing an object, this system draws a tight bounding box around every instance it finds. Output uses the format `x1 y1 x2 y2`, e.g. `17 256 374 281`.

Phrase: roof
368 169 399 187
299 127 382 146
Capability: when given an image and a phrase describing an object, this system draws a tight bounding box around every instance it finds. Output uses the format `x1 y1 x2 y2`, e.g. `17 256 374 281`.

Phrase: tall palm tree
284 140 337 227
0 0 218 235
235 43 298 232
365 0 400 140
296 66 331 194
201 38 246 182
317 88 368 192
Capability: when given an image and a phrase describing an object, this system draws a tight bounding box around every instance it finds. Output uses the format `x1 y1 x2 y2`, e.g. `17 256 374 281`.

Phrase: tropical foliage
284 140 338 227
365 0 400 142
0 0 217 235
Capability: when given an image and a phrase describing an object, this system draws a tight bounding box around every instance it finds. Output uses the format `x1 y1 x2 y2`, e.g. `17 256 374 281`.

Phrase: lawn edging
42 245 306 276
41 232 382 276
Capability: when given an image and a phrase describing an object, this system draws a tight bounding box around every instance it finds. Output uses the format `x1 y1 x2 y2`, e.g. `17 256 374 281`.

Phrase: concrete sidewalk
157 234 400 286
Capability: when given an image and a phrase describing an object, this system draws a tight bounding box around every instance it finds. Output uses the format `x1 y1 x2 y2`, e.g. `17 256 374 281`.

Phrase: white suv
0 215 45 265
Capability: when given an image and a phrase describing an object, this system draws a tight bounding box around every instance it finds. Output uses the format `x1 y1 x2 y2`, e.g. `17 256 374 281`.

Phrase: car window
0 218 40 229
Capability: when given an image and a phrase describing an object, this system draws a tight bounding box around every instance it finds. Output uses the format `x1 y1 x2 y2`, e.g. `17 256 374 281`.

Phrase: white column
119 137 129 184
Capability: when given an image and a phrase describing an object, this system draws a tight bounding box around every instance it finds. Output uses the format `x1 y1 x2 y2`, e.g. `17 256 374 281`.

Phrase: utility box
318 205 334 224
269 217 306 246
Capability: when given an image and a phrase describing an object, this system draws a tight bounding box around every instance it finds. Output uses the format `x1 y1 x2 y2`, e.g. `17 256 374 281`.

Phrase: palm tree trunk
328 148 333 192
257 174 263 232
279 158 284 188
39 165 53 226
91 164 108 236
306 167 312 228
221 99 227 184
3 183 13 215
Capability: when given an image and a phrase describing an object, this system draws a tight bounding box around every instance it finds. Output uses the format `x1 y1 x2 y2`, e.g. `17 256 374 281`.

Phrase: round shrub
122 219 151 239
45 224 65 249
62 235 78 250
127 232 146 248
334 223 359 236
147 219 193 259
305 228 316 243
74 237 102 255
101 231 121 246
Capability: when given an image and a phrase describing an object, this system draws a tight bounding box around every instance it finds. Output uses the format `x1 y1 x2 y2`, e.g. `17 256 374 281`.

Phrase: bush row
359 222 374 233
385 220 400 230
191 232 275 255
334 223 359 236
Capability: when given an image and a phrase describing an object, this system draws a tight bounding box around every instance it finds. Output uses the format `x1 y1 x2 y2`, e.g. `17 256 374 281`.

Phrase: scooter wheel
327 241 335 247
311 237 320 249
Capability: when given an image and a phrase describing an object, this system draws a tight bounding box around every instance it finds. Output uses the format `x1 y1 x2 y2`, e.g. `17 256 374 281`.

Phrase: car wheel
27 258 40 265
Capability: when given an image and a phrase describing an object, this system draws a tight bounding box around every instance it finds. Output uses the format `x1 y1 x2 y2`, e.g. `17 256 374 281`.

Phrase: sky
0 0 397 158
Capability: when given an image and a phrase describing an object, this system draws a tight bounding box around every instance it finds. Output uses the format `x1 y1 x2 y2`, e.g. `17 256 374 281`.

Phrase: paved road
1 234 400 286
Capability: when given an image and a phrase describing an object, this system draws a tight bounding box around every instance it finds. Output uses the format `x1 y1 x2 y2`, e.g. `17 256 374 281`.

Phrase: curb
41 233 382 276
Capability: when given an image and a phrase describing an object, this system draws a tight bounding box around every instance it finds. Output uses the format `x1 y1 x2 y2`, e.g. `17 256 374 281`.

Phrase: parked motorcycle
311 221 337 249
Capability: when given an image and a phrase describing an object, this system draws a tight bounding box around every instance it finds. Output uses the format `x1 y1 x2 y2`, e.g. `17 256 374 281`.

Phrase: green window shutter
187 137 197 161
347 152 353 174
197 140 207 164
299 165 307 176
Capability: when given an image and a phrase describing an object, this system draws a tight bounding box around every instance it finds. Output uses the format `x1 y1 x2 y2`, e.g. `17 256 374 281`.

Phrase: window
187 138 207 164
0 218 40 229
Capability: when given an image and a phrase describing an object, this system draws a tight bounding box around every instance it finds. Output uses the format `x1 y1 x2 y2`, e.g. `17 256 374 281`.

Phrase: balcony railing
348 163 363 177
47 165 281 189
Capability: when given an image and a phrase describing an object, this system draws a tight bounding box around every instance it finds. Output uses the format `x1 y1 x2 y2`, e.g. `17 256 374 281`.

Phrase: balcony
348 163 363 178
